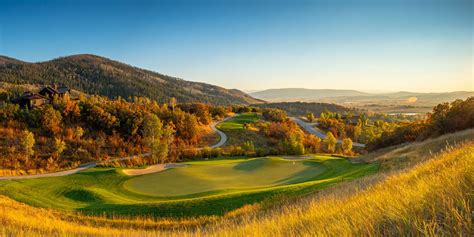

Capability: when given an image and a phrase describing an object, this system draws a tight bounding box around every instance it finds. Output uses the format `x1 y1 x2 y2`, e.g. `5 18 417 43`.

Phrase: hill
250 88 474 113
0 54 262 105
252 102 355 116
250 88 370 101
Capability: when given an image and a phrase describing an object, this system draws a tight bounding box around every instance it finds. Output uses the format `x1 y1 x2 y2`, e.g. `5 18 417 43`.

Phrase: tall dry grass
211 142 473 236
0 141 472 236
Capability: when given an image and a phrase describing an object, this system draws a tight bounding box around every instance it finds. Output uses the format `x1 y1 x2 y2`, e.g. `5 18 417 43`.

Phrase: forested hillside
0 54 262 105
252 102 355 116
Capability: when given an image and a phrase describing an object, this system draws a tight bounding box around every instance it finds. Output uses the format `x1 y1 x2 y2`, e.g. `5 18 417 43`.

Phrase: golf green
123 157 326 196
0 155 378 217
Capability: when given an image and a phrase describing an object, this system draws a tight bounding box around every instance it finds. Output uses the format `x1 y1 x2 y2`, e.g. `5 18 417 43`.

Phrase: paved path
0 116 234 180
291 117 365 148
0 153 151 180
208 115 234 149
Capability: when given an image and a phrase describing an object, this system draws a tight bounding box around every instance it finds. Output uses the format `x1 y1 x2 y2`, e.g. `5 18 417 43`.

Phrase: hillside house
12 85 71 109
11 92 51 109
39 85 70 99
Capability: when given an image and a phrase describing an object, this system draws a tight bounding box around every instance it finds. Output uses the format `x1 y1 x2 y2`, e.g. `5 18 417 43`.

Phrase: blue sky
0 0 472 92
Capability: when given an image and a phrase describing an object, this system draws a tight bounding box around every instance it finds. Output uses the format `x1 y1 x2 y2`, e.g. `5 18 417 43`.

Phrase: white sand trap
122 163 188 176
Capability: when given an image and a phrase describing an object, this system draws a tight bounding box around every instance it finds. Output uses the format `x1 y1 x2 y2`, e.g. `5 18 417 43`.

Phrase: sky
0 0 472 92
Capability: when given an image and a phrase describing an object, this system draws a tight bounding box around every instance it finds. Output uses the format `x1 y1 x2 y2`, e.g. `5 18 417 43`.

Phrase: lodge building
12 85 70 109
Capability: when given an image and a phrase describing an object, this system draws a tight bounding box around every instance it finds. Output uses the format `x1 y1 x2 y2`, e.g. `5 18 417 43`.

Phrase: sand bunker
122 163 188 176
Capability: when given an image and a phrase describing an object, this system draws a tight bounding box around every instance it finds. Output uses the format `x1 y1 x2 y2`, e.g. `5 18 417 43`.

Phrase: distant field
0 155 377 217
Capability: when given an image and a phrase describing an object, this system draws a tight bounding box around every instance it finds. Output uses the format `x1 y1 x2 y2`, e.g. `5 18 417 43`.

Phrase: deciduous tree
324 132 337 153
142 113 167 163
21 129 35 160
306 112 315 122
41 105 62 136
342 138 353 155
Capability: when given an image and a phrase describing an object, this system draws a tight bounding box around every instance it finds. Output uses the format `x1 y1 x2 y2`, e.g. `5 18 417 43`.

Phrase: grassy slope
0 135 471 236
216 113 270 147
217 113 260 130
0 155 377 218
213 142 473 236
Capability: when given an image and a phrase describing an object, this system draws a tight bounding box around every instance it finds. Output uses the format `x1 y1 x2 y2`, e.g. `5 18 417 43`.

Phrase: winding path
291 117 366 148
208 115 233 148
0 116 233 180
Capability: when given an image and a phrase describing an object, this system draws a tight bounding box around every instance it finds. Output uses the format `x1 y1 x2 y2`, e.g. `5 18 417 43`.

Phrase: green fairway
0 155 378 217
216 112 269 147
216 113 259 131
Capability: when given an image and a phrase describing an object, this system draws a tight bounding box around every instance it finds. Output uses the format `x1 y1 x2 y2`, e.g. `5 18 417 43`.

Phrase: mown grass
0 155 377 218
216 112 269 147
216 113 260 131
0 138 471 236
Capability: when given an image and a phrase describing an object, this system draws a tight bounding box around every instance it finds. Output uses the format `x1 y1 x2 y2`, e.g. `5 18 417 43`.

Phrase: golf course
0 155 378 217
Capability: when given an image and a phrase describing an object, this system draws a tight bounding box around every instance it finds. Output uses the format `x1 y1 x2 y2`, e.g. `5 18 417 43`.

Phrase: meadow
0 155 377 218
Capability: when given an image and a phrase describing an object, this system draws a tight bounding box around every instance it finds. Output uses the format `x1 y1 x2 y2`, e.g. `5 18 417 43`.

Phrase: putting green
123 157 326 196
0 155 378 217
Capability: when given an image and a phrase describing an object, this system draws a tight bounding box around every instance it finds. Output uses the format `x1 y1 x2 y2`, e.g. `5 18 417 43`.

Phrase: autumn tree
74 126 84 140
178 114 199 144
41 105 62 136
306 112 315 122
142 113 168 163
54 138 66 158
168 97 177 111
342 138 353 155
21 129 35 160
282 134 305 155
303 134 321 153
324 132 337 153
354 125 362 142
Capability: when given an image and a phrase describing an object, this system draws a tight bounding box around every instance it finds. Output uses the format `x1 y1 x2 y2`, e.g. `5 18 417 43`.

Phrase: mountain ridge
250 88 474 105
0 54 263 105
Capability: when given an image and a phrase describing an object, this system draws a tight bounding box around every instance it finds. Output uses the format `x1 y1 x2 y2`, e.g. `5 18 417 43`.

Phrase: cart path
0 116 234 180
291 117 366 148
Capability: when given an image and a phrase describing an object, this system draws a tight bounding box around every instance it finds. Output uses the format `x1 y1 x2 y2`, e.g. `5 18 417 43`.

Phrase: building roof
25 94 49 100
11 92 49 103
40 86 60 94
57 86 70 94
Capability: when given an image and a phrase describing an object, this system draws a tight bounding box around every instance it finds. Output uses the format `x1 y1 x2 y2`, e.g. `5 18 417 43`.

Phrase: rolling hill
251 88 474 113
250 88 370 101
0 54 263 105
252 102 355 116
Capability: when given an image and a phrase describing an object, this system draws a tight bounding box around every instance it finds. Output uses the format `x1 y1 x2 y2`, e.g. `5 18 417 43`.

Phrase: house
39 85 70 99
11 85 71 109
11 92 51 109
57 86 71 95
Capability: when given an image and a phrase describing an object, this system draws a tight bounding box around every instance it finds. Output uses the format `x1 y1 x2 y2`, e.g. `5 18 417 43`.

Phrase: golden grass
0 137 472 236
210 142 473 236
